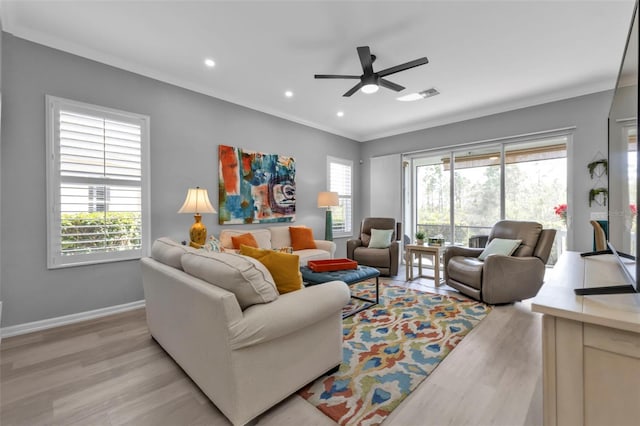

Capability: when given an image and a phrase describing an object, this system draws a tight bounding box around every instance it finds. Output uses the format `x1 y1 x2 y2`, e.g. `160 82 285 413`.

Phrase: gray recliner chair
444 220 556 304
347 217 401 276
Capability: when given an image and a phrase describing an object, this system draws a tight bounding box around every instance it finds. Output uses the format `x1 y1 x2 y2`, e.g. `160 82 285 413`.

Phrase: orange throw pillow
289 227 317 251
231 233 259 249
239 245 302 294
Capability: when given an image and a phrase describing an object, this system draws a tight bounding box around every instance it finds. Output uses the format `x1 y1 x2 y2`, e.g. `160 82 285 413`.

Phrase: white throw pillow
269 225 293 249
181 251 278 310
151 237 197 270
368 228 394 248
478 238 522 261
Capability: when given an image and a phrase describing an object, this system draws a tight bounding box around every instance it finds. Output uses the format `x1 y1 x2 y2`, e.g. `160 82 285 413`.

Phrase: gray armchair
347 218 401 276
444 220 556 304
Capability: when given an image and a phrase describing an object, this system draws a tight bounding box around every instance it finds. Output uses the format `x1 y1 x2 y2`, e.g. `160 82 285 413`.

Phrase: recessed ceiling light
337 111 344 117
396 88 440 102
284 90 293 98
204 58 215 68
397 93 424 102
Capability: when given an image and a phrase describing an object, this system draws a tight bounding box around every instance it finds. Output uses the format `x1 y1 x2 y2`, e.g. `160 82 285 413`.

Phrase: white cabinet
532 252 640 426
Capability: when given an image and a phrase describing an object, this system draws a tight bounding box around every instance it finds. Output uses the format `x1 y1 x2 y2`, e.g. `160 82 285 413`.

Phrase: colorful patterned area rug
299 280 491 426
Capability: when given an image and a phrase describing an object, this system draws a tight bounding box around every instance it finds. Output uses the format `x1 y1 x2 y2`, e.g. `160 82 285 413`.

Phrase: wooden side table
405 244 442 284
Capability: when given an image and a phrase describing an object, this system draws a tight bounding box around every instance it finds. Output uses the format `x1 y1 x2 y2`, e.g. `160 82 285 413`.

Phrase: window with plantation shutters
46 96 150 268
327 156 353 237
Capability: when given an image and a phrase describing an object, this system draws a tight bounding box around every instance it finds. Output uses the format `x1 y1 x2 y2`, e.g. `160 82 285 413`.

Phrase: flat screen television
576 1 639 295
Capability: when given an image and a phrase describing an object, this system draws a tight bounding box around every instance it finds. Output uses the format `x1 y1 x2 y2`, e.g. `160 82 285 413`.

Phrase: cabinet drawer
584 323 640 359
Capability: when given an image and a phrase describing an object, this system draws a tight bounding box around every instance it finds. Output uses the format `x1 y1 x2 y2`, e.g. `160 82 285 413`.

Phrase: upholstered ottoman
301 265 380 317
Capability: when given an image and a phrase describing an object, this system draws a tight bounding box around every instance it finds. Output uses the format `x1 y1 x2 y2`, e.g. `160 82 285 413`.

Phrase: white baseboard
0 300 145 339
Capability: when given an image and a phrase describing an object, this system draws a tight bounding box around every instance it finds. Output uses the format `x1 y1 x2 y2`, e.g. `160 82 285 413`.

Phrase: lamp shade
317 191 339 208
178 187 216 214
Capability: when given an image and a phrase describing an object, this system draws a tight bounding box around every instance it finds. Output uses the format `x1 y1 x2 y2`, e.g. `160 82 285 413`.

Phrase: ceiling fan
314 46 429 97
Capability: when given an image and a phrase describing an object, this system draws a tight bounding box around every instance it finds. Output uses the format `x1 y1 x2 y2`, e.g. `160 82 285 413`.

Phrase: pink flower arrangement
631 204 637 216
554 203 567 221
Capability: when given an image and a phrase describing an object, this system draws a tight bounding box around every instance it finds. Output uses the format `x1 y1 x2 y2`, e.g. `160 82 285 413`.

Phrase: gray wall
0 34 360 327
0 31 618 329
359 91 614 252
0 23 3 315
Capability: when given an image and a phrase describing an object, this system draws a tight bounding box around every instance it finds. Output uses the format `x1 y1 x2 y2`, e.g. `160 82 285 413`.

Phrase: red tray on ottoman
308 258 357 272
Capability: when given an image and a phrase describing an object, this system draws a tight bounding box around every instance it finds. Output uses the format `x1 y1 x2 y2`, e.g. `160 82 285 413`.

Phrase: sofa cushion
352 247 390 268
269 225 292 249
220 229 272 250
295 249 330 266
180 251 278 310
151 237 197 270
231 233 259 249
289 226 317 251
240 245 303 294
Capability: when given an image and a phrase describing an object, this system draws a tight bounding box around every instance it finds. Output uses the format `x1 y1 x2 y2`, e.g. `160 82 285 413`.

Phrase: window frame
327 156 353 238
45 95 151 269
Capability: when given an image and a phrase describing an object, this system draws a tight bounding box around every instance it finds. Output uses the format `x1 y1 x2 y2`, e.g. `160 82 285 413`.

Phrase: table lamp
178 186 216 248
317 191 339 241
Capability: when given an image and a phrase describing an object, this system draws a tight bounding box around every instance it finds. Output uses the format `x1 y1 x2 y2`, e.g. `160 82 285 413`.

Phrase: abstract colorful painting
218 145 295 224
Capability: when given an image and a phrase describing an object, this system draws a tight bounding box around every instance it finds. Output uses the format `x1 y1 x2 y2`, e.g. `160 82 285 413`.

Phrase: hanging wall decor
587 153 608 208
587 159 608 179
218 144 296 224
589 187 609 207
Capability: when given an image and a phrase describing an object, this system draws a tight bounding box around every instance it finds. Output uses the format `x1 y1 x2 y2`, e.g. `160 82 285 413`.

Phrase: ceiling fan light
361 84 379 94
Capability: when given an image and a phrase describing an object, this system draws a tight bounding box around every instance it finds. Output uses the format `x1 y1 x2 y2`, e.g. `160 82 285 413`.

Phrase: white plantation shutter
328 156 353 236
46 96 150 268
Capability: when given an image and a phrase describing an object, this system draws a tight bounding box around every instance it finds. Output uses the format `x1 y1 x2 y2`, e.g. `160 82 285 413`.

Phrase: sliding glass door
453 147 501 245
414 154 451 242
405 135 568 264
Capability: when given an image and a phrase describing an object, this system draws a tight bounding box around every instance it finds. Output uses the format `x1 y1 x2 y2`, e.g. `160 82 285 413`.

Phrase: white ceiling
1 0 637 142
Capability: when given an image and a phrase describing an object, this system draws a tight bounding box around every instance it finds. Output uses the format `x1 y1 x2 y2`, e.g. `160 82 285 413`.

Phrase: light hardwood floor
1 265 543 426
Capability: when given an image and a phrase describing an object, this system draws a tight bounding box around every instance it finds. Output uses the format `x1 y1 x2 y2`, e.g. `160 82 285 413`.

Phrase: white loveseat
141 238 349 426
219 225 335 266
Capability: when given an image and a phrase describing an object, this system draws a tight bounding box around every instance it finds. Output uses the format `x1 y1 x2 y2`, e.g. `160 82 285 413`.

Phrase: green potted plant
415 230 426 245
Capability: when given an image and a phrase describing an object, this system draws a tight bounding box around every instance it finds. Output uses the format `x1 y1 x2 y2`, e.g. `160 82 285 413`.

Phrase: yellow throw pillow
289 226 317 251
240 245 302 294
231 232 259 249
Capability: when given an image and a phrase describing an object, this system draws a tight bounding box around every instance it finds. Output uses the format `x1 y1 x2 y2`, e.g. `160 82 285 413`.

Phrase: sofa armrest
482 255 546 304
443 246 484 280
228 280 350 350
446 246 483 259
314 239 336 257
389 240 400 276
346 239 362 259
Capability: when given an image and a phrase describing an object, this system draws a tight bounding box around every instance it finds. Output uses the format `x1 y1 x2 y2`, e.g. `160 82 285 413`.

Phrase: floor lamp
317 191 339 241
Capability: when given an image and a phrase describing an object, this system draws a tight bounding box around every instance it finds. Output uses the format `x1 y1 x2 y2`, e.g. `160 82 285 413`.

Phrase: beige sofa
141 238 350 425
219 225 335 266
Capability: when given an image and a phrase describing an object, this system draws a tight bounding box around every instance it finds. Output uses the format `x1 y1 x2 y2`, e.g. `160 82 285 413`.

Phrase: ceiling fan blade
379 78 405 92
314 74 361 79
343 81 364 97
378 57 429 77
357 46 374 75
